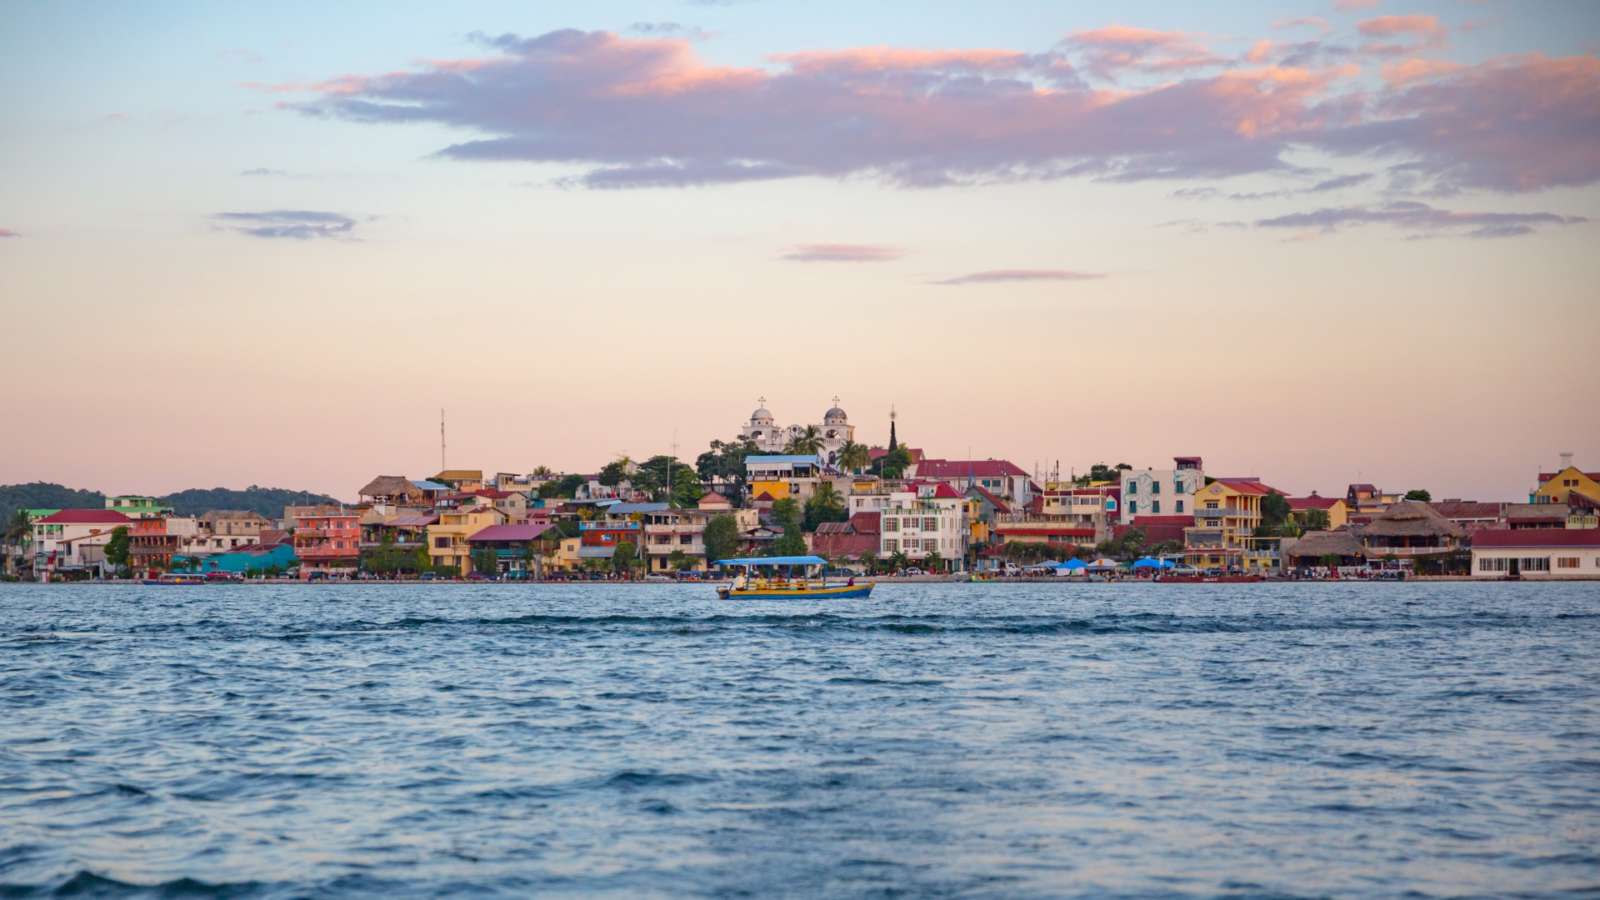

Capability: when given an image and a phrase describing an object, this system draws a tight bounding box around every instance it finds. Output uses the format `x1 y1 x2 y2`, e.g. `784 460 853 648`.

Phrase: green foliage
104 526 131 573
1259 493 1292 534
783 426 824 456
874 446 912 479
1075 463 1131 486
1093 527 1147 561
668 549 696 572
1301 508 1331 531
539 474 586 499
836 441 871 474
925 550 944 572
1000 541 1054 563
858 551 878 574
0 482 338 525
1404 489 1432 502
632 455 702 506
4 509 31 545
703 514 741 566
471 547 499 576
612 540 638 575
598 457 633 487
771 498 807 556
695 438 758 504
803 482 848 531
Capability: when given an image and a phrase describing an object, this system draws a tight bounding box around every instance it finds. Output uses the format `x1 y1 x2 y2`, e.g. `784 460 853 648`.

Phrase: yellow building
1534 462 1600 506
1288 494 1349 531
1186 478 1278 572
426 506 507 575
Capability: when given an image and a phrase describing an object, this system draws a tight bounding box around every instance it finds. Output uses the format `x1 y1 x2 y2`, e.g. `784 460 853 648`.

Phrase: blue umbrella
1062 558 1088 570
1132 557 1163 570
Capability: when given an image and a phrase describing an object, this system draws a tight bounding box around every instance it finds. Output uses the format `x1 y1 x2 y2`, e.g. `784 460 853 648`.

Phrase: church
739 398 856 465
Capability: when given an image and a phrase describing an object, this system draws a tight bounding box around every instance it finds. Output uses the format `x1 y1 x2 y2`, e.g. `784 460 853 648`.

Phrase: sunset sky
2 0 1597 502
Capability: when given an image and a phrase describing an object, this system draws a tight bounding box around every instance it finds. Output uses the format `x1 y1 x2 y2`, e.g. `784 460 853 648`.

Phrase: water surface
2 582 1597 897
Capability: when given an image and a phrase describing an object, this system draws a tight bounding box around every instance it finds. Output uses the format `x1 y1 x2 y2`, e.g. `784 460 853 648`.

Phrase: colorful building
291 506 361 579
31 509 134 578
1288 493 1350 531
1471 528 1600 579
1120 456 1204 523
467 522 560 576
1185 478 1280 572
426 506 508 575
1532 455 1600 506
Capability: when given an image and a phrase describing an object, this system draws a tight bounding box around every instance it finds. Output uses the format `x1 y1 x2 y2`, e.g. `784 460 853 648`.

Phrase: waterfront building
426 506 508 575
1358 500 1464 563
359 509 438 555
871 483 967 571
1282 530 1366 572
1120 457 1204 524
738 398 857 465
1184 478 1281 572
195 510 274 551
129 515 199 574
1427 500 1501 532
197 542 297 575
1288 493 1351 531
291 506 362 579
467 522 560 576
641 506 760 573
994 484 1117 550
811 512 882 567
1471 528 1600 579
31 508 134 577
1345 483 1402 521
1532 454 1600 506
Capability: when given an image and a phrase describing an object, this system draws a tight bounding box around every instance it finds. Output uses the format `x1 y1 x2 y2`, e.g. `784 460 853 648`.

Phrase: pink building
291 507 360 579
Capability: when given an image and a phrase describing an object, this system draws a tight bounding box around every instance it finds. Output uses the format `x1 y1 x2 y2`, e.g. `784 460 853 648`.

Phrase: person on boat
733 571 748 591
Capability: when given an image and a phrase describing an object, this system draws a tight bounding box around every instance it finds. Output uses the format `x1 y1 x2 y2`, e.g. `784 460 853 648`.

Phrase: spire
888 404 898 452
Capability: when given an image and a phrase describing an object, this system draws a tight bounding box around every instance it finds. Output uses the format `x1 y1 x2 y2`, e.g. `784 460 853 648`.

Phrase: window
1522 557 1550 572
884 539 899 553
1557 557 1579 569
923 517 937 531
1152 481 1161 494
1479 557 1509 572
1129 500 1138 515
1127 482 1137 495
923 539 938 553
434 537 450 548
1176 500 1185 513
884 518 899 532
1152 500 1161 514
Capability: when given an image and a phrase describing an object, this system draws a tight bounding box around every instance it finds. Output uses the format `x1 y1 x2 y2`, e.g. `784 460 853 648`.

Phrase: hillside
1 482 342 524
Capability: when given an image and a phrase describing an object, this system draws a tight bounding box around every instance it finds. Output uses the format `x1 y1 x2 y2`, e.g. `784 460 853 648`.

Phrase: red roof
1430 501 1501 520
1214 478 1283 496
1537 471 1600 483
927 482 963 499
1288 495 1341 511
1472 528 1600 549
468 523 556 542
915 458 1028 479
965 485 1012 514
995 526 1096 538
36 509 133 525
848 511 881 534
1130 515 1194 525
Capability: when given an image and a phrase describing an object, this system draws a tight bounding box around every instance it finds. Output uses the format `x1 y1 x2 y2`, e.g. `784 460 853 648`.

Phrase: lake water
2 582 1597 897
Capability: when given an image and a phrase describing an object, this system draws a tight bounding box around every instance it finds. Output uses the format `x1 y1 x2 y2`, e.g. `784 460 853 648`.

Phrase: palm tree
837 441 871 474
784 426 824 457
530 465 555 479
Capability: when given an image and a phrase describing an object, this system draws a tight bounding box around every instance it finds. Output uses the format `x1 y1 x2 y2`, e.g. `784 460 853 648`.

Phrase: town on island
7 401 1599 584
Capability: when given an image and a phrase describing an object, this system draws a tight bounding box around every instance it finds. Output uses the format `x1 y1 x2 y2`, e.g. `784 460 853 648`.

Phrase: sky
2 0 1597 502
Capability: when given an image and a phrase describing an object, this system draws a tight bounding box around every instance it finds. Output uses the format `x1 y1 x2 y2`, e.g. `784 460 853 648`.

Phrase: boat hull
718 583 874 600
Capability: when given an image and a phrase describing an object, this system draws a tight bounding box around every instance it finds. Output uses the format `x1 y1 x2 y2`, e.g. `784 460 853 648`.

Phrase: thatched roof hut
1360 500 1464 554
1283 529 1363 562
358 475 424 505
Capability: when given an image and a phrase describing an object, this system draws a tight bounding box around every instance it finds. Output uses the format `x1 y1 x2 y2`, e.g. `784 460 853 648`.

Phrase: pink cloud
934 269 1105 285
1379 57 1464 86
1245 40 1275 64
1357 15 1448 56
781 243 902 262
0 228 18 238
1067 25 1226 79
273 29 1600 195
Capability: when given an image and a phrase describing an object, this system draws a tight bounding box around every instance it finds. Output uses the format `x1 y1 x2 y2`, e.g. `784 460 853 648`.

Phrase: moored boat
142 572 208 585
715 555 873 600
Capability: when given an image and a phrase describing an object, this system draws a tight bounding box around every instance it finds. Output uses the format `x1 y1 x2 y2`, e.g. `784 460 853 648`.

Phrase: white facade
1472 545 1600 579
740 399 857 465
1120 458 1205 524
859 486 966 570
32 518 127 575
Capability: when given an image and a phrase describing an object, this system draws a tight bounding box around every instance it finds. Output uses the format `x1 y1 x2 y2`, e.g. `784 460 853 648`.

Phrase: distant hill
0 482 342 524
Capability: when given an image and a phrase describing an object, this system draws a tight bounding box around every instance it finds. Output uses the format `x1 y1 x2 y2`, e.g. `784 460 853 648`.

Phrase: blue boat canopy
1061 558 1088 569
716 555 827 567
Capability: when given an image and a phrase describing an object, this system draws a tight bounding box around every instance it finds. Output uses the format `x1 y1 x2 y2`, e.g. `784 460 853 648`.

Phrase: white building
1120 456 1205 524
1471 529 1600 579
857 482 967 571
740 398 857 465
31 508 135 577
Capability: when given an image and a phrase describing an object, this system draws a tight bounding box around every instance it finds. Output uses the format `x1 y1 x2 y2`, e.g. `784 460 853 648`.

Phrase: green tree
668 549 696 572
471 546 499 577
784 426 824 456
803 482 848 531
887 550 910 572
875 446 912 479
836 441 871 474
695 438 758 506
103 526 131 576
4 509 31 546
1302 508 1331 531
540 474 586 499
925 550 944 572
858 550 878 574
1259 493 1292 533
703 514 741 566
1404 489 1432 502
530 465 555 479
612 540 638 576
772 498 807 556
598 456 633 487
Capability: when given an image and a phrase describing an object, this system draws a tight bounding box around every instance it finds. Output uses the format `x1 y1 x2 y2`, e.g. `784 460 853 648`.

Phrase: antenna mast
440 408 446 471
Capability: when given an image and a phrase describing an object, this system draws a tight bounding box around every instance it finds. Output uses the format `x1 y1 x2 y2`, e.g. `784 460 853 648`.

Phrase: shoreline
9 575 1599 586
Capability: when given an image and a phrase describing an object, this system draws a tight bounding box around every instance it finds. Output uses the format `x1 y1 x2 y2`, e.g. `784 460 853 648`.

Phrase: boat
142 572 208 585
714 555 874 600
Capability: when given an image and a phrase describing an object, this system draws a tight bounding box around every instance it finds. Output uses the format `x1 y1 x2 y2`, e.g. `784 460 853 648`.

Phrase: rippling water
2 582 1597 897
